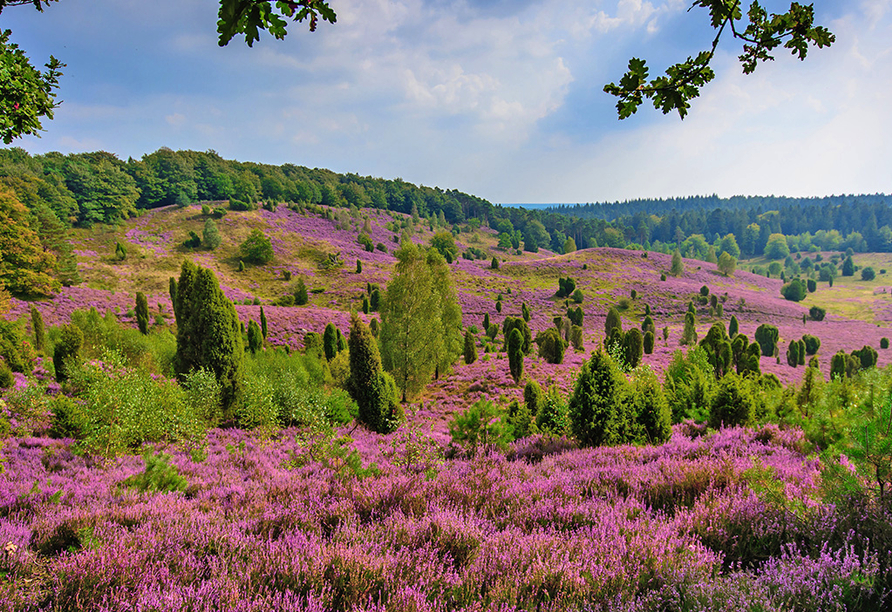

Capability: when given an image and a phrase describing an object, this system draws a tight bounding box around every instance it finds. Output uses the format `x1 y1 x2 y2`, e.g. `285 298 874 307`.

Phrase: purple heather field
2 204 892 610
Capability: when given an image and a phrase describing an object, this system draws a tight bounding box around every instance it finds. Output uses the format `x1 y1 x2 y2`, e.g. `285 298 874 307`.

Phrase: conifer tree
173 261 244 412
259 306 268 339
294 277 308 305
30 305 45 352
670 249 684 276
169 277 179 325
623 328 644 368
348 313 401 433
463 329 477 365
53 323 82 382
605 307 622 340
681 311 697 345
323 323 339 361
729 315 739 338
247 320 263 354
569 350 630 447
508 327 524 383
135 291 149 335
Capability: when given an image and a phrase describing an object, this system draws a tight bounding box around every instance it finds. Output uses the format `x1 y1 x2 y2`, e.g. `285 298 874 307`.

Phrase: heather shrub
122 451 188 494
709 373 756 428
3 384 54 436
449 399 513 455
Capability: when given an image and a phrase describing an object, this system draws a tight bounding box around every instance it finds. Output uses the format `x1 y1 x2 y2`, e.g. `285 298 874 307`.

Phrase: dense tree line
547 194 892 256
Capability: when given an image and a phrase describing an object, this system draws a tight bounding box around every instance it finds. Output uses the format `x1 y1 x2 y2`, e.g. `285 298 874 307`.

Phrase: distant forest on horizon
2 145 892 298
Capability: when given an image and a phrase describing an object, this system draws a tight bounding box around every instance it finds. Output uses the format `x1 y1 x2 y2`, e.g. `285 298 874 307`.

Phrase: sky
2 0 891 204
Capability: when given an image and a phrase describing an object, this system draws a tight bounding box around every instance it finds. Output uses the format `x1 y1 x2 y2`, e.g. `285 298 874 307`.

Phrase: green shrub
508 328 524 383
536 328 567 364
630 367 671 444
809 305 826 321
53 324 83 382
239 229 274 265
66 351 205 456
681 311 697 345
569 350 632 447
491 256 499 269
643 330 655 355
184 231 201 249
31 305 45 352
623 328 644 369
203 218 221 250
709 374 756 428
861 266 876 281
786 341 801 368
754 324 779 357
536 385 570 436
463 329 477 365
802 334 821 355
780 279 807 302
449 399 513 455
882 337 889 349
570 325 584 351
572 289 584 304
123 451 188 494
556 277 576 298
294 277 309 305
135 292 149 335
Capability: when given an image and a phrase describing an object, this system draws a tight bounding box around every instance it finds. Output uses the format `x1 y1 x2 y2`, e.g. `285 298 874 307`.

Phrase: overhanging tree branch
603 1 835 120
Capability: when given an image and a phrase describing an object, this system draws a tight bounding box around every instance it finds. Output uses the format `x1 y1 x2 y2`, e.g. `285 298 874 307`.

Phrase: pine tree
135 291 149 335
294 277 308 305
173 261 244 413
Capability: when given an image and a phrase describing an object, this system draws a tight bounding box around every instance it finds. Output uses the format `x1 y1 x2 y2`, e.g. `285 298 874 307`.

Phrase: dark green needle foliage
135 291 149 335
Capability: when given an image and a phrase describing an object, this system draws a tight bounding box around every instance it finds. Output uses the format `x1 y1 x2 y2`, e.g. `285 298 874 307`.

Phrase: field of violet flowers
3 203 892 609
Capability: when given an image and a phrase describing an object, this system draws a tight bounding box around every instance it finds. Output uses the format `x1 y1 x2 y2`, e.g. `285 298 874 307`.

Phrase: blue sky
2 0 891 203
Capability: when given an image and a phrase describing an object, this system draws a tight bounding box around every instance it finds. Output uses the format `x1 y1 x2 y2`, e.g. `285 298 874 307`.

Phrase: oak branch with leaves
603 1 835 119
